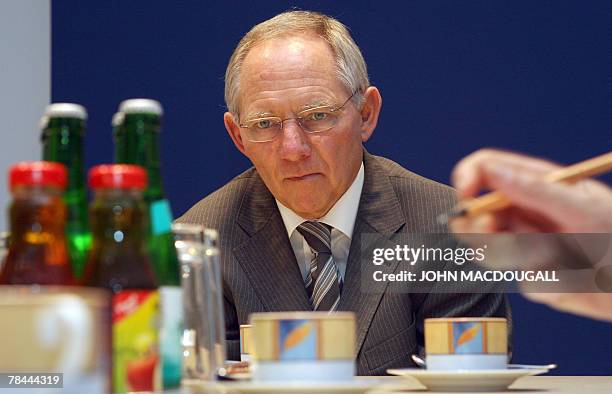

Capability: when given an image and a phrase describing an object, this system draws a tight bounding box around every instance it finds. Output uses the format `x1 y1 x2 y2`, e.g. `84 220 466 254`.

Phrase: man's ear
224 112 247 155
359 86 382 142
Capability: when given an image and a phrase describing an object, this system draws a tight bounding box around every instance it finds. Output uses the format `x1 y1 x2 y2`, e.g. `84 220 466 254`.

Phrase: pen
439 151 612 224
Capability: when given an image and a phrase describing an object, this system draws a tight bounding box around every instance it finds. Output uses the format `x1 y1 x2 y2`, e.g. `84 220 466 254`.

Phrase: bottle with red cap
0 161 75 285
82 164 160 393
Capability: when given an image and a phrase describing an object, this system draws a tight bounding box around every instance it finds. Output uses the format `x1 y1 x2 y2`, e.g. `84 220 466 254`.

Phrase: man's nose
278 119 311 161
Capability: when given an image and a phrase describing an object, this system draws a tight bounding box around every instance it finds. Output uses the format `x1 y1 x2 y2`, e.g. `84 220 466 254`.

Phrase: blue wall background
52 1 611 374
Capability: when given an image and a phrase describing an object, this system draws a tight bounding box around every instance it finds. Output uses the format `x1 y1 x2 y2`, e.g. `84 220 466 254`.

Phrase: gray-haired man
178 10 509 374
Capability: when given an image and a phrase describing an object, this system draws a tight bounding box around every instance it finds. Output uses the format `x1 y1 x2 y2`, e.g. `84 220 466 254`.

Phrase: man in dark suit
178 10 509 375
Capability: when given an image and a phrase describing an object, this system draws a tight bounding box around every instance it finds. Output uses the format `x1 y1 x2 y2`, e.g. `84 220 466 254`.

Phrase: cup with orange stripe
240 324 253 363
249 312 356 381
424 317 507 370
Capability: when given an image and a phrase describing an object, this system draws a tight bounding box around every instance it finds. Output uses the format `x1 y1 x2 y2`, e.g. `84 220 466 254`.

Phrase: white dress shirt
276 162 364 283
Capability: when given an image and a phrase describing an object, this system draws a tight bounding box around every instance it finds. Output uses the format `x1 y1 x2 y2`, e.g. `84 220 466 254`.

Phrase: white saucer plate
386 367 549 392
215 379 391 394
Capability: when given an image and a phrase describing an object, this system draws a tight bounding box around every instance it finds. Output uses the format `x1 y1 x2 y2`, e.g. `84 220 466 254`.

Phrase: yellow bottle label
112 290 161 393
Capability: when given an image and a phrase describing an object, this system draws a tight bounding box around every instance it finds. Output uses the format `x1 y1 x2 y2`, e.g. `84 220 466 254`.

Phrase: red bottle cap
89 164 147 190
9 161 67 190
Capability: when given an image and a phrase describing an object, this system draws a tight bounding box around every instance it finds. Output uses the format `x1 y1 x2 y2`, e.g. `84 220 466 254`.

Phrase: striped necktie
297 221 341 311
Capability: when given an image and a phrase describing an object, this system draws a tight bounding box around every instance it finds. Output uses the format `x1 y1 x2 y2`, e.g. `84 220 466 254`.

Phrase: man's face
225 35 376 219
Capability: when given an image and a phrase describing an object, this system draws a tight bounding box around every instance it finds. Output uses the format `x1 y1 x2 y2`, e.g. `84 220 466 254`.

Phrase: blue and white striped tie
297 221 341 311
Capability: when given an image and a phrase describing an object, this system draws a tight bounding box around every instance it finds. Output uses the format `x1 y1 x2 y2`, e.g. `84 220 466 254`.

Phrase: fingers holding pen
452 149 560 197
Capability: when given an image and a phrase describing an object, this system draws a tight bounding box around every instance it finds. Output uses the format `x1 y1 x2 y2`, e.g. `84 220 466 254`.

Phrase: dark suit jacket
177 150 510 375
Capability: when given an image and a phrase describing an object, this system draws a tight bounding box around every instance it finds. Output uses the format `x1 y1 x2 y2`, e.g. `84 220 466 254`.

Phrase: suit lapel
233 172 311 312
339 151 407 355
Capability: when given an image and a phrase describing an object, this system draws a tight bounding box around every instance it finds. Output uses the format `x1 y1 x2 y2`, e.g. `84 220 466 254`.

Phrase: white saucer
214 379 390 394
387 367 549 392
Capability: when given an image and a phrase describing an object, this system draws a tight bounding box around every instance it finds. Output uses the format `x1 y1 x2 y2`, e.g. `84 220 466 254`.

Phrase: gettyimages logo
361 233 612 294
372 244 487 266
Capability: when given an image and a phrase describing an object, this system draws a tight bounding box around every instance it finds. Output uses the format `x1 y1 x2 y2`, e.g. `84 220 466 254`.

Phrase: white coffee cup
425 317 508 370
0 286 110 394
250 312 356 381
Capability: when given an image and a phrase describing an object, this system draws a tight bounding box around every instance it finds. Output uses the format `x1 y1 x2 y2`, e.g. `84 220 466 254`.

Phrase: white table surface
175 376 612 394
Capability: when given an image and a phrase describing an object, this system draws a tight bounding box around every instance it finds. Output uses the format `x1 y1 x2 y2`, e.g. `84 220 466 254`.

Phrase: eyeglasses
238 92 357 143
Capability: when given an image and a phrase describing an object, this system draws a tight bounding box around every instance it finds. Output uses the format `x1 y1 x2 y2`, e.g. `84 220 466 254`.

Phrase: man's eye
254 119 273 129
308 112 328 121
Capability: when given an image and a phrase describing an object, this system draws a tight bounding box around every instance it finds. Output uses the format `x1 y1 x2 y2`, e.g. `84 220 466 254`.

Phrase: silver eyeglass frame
238 91 358 143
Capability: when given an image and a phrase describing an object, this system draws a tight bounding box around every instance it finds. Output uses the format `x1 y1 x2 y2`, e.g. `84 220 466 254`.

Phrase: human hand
449 149 612 322
450 149 612 233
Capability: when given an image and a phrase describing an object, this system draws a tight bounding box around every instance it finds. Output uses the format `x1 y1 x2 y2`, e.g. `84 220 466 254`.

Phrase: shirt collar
276 162 364 239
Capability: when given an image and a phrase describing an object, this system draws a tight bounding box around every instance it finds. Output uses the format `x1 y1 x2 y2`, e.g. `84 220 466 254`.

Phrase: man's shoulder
175 166 256 229
365 154 457 229
369 154 456 202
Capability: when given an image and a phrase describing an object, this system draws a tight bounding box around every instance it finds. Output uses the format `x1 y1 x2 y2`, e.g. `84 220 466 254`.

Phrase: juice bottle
82 164 160 393
0 161 75 285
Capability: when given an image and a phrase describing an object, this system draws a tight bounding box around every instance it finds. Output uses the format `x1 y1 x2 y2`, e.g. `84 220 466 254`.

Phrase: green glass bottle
41 103 92 278
114 99 181 388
